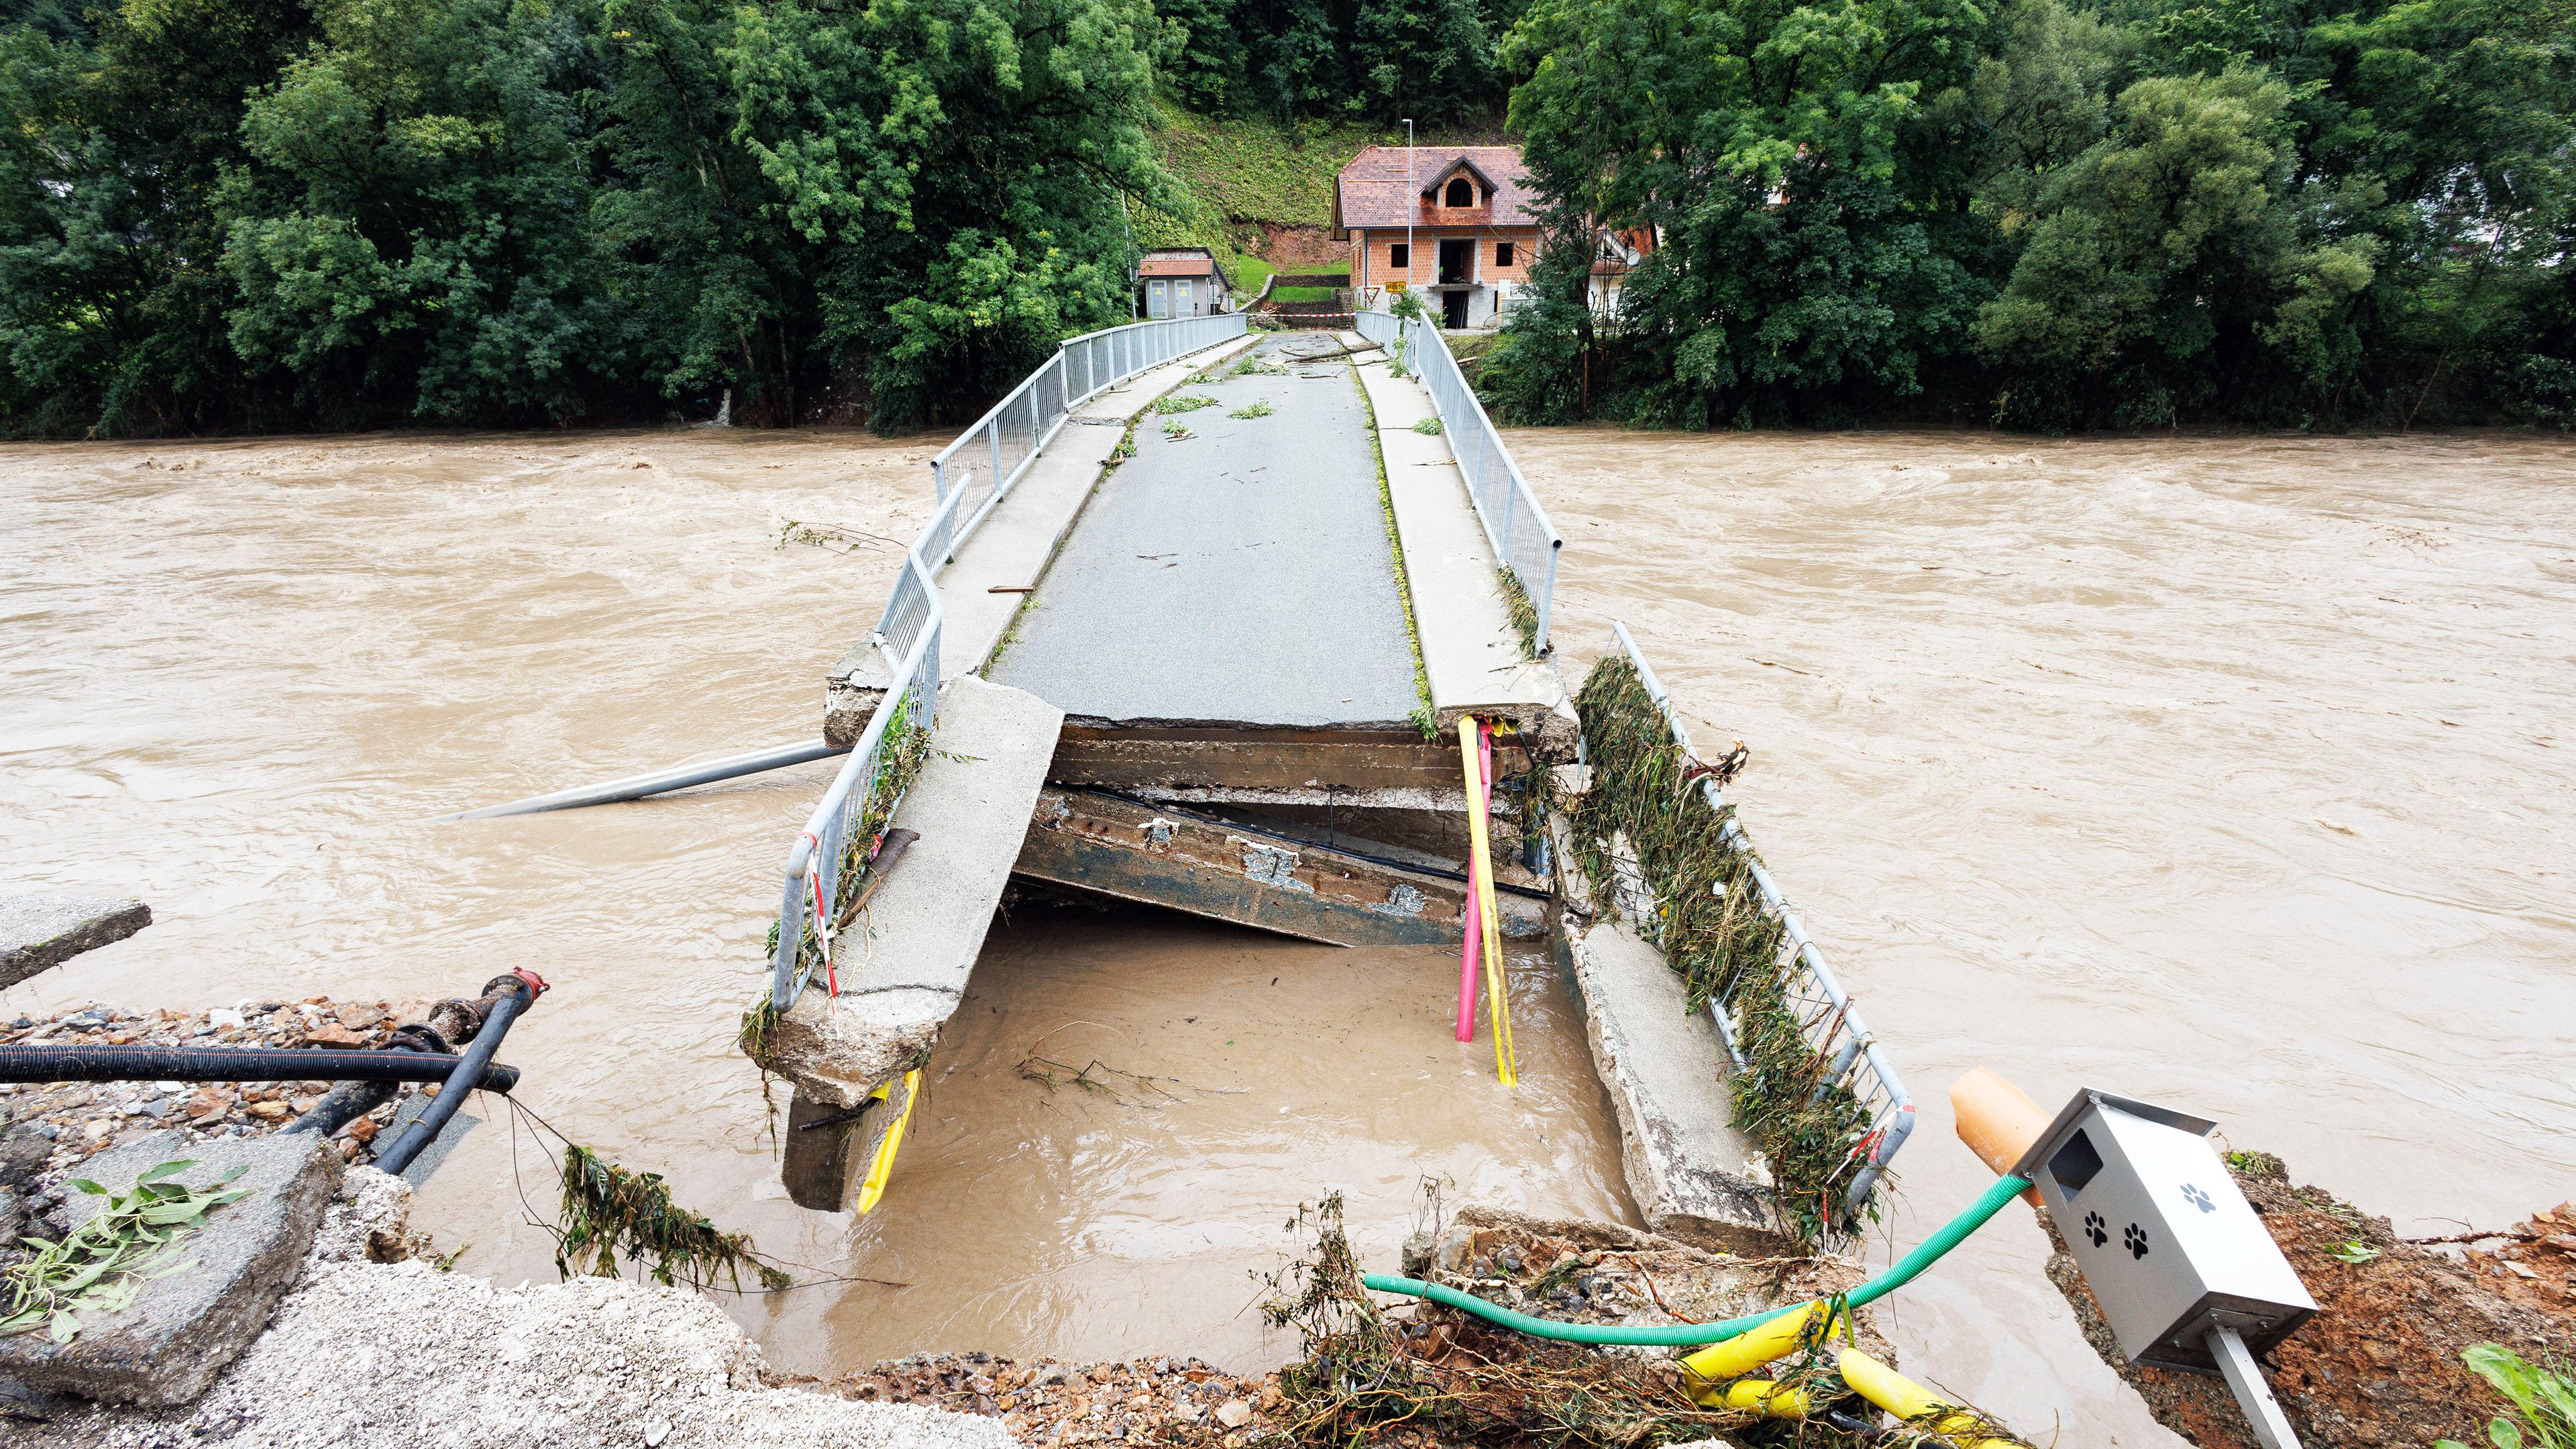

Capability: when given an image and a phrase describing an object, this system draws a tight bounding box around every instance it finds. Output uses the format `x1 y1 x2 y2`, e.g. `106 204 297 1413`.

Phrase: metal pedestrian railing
1609 621 1917 1214
768 312 1250 1011
1353 309 1562 654
927 313 1248 557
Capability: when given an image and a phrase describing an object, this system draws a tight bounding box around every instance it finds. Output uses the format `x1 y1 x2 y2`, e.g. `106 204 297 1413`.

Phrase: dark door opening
1443 290 1469 328
1437 239 1472 285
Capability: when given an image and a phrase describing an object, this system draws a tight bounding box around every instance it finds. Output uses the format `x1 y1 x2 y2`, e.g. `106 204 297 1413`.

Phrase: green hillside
1134 107 1501 299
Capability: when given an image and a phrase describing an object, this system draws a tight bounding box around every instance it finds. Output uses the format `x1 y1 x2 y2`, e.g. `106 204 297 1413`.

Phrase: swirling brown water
0 431 1630 1377
1506 426 2576 1443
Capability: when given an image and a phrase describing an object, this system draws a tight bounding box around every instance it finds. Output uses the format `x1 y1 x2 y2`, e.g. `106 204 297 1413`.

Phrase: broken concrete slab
1552 905 1784 1254
986 336 1418 730
756 676 1063 1126
825 335 1259 746
0 895 150 988
0 1128 341 1406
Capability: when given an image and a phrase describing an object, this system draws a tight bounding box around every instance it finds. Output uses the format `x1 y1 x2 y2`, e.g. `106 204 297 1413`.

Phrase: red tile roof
1138 257 1222 277
1336 146 1539 231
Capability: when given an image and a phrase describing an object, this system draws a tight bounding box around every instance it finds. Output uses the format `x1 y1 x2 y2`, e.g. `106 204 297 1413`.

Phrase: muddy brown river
5 426 2571 1442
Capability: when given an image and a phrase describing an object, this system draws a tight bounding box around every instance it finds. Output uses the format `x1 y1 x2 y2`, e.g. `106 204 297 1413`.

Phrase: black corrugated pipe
0 1044 518 1093
370 969 547 1176
283 1079 398 1138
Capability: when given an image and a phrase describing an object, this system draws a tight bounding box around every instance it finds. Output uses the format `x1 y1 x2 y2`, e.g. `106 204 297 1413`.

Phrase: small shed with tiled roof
1334 146 1541 329
1134 248 1233 319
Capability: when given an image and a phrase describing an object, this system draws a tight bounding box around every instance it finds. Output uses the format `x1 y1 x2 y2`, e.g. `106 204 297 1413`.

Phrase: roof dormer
1421 157 1500 210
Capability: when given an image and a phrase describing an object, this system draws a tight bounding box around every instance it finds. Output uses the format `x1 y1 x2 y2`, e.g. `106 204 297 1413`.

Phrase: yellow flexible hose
1835 1345 2023 1449
1679 1301 1845 1385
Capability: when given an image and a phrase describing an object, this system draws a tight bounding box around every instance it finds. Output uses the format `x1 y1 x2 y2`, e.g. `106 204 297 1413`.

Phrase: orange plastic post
1949 1066 2049 1205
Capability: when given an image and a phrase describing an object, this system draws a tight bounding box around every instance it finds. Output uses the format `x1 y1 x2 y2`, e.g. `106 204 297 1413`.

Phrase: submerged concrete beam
1013 788 1545 947
0 894 150 988
755 678 1063 1209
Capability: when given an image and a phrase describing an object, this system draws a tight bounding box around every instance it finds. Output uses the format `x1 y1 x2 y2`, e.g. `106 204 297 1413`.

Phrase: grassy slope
1136 104 1501 300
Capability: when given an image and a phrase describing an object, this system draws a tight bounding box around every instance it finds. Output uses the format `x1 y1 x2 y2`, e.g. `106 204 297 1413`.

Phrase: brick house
1136 248 1233 319
1334 146 1539 329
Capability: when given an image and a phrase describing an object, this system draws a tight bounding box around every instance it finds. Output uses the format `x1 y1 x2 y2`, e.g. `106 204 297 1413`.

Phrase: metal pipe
0 1044 518 1092
372 970 547 1176
2209 1328 2304 1449
443 739 846 820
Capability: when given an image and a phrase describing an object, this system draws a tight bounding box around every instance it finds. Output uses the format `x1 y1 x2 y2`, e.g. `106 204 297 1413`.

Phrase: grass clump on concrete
555 1144 789 1292
1152 392 1220 415
1571 654 1882 1243
1230 354 1288 378
2 1161 248 1343
1347 353 1436 736
1230 400 1275 419
1411 416 1444 435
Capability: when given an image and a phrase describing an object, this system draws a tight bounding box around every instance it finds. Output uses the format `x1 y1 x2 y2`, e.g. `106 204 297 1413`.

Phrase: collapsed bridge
729 311 1916 1249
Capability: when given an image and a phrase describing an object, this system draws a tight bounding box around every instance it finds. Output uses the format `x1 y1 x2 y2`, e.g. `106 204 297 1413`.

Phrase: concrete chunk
0 895 150 988
0 1130 341 1405
757 676 1065 1113
1554 909 1786 1254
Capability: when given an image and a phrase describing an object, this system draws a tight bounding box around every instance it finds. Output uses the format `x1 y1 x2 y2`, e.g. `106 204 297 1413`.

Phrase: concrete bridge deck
989 336 1418 729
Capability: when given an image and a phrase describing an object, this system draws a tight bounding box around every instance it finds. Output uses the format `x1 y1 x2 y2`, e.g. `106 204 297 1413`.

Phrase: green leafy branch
3 1161 250 1343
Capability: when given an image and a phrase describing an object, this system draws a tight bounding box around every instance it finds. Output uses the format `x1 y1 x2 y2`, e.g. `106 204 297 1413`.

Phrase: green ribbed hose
1358 1173 2031 1346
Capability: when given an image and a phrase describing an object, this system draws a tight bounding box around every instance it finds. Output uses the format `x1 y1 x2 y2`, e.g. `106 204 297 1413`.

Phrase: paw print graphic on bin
2182 1183 2215 1214
2124 1223 2150 1259
2084 1210 2108 1248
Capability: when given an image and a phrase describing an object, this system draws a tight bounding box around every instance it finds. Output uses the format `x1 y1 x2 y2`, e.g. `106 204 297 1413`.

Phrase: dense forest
1489 0 2576 429
0 0 2568 434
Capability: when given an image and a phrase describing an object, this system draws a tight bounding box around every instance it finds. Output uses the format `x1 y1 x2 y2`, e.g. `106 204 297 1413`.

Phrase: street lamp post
1403 119 1415 303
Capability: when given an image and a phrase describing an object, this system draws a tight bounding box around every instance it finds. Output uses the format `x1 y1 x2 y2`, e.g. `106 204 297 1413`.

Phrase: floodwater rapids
4 425 2572 1442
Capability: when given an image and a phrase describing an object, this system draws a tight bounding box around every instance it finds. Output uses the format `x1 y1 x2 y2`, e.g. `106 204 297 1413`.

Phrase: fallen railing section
769 313 1250 1012
1607 622 1916 1218
1353 309 1563 654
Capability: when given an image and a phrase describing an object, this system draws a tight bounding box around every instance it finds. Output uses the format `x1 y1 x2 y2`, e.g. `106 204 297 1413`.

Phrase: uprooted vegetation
1260 1193 2027 1448
1570 655 1880 1242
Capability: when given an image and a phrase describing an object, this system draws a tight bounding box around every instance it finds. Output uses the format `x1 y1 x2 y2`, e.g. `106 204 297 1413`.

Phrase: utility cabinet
2012 1089 2316 1373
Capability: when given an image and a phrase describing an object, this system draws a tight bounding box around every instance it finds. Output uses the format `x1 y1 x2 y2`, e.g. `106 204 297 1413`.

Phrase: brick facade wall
1350 227 1539 290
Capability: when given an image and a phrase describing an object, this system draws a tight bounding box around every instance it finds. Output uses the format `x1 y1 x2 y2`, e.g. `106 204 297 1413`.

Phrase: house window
1495 241 1515 266
1444 177 1473 207
1388 242 1409 270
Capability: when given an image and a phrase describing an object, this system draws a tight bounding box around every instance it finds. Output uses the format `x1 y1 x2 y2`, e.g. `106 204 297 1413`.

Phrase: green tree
1973 66 2378 426
1492 0 1998 426
0 0 315 435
